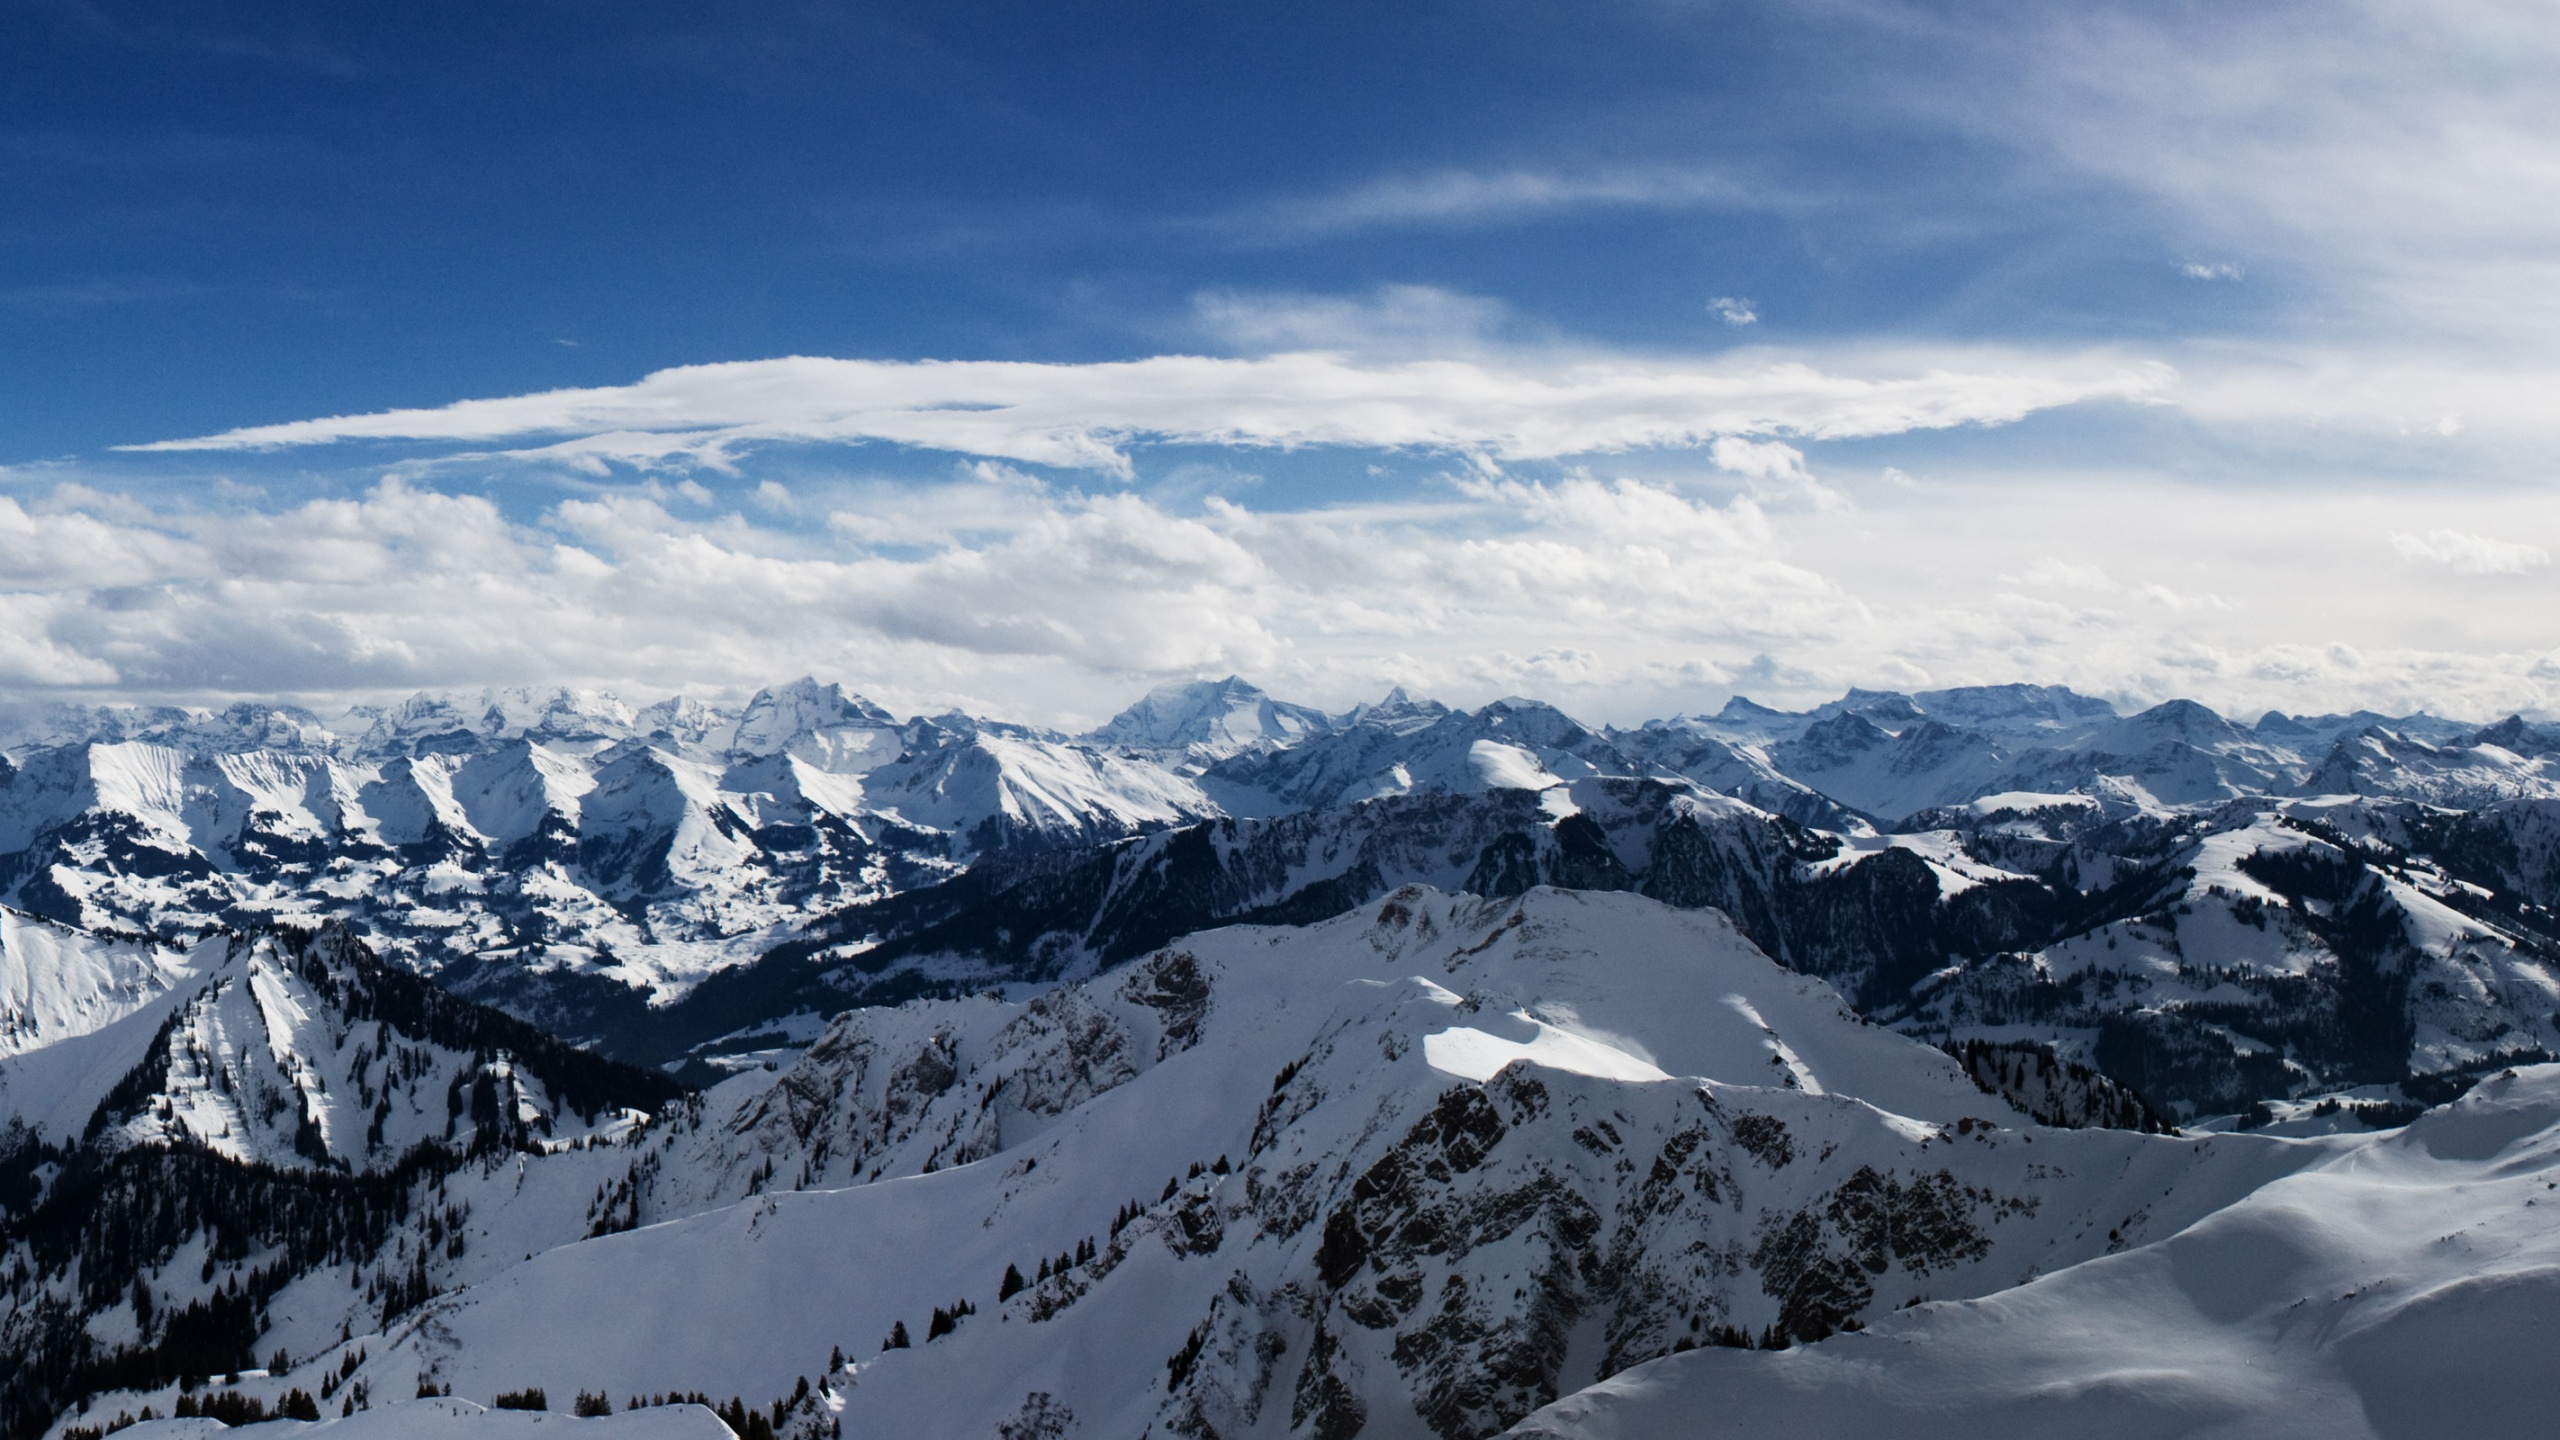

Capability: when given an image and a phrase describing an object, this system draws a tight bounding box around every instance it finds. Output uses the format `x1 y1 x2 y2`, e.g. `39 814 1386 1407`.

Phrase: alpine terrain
3 676 2558 1440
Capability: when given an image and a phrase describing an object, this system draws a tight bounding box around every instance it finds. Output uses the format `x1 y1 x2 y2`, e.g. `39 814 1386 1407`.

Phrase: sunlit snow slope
1511 1063 2560 1440
279 890 2313 1440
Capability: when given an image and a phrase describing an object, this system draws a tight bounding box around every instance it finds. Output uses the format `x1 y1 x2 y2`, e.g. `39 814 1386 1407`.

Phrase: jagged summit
1338 684 1450 735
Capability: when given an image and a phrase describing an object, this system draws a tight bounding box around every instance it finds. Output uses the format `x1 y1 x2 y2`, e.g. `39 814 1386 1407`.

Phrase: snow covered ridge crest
8 888 2559 1440
7 675 2560 1127
0 676 2546 1009
12 888 2313 1440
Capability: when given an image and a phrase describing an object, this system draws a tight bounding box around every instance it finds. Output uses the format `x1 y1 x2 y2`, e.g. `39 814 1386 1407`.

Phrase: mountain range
6 675 2560 1440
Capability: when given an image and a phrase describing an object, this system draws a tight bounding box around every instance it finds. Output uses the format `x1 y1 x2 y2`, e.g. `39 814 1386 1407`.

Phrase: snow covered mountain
0 681 1226 1022
2295 716 2560 806
4 675 2558 1118
0 920 685 1437
1085 677 1340 773
5 890 2311 1440
1514 1063 2560 1440
719 777 2560 1123
1196 698 1627 818
6 876 2560 1440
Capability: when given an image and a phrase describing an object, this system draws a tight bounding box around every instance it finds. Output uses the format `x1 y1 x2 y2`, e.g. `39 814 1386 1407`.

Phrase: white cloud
1190 285 1512 355
1709 435 1848 513
2180 263 2243 281
0 473 1862 721
0 462 2551 727
1233 165 1767 240
129 348 2167 475
1708 436 1808 482
1908 0 2560 347
1709 297 1758 326
2014 556 2117 592
2391 528 2551 574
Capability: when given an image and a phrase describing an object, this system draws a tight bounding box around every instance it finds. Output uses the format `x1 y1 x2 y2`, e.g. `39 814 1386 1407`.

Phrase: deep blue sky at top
0 0 2255 460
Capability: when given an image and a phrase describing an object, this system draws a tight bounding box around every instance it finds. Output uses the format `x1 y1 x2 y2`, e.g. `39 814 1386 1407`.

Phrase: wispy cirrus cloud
128 347 2169 475
2391 528 2550 575
1215 163 1774 242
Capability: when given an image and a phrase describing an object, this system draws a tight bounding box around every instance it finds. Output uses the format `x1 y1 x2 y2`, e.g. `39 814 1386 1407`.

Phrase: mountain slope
317 888 2308 1440
1511 1062 2560 1440
0 908 198 1060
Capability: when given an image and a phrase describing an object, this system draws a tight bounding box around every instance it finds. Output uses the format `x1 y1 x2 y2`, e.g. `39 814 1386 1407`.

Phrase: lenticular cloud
130 349 2169 473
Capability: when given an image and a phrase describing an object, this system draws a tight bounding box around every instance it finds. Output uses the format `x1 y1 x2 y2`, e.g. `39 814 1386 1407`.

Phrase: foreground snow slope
1511 1062 2560 1440
301 889 2307 1440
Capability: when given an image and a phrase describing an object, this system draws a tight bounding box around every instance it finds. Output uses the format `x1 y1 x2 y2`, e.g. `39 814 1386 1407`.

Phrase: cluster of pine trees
923 1298 977 1340
1944 1037 2177 1134
56 1385 320 1440
173 1387 322 1423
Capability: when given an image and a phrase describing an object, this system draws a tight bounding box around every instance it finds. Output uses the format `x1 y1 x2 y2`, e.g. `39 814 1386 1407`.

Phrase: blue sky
1 0 2555 724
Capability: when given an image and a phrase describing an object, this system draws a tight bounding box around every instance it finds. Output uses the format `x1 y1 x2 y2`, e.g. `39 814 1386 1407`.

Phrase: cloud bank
1 461 2554 727
130 349 2169 475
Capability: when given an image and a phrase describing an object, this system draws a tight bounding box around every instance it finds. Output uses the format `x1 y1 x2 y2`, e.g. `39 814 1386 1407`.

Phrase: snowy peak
1911 682 2119 739
2095 696 2255 753
1811 687 1926 730
1764 715 2010 820
328 888 2298 1440
1778 711 1895 766
1083 676 1335 771
862 730 1216 853
1685 683 2121 748
1515 1064 2560 1440
0 701 335 757
1609 720 1858 830
724 679 899 765
2253 706 2476 749
2467 713 2560 757
1340 685 1451 736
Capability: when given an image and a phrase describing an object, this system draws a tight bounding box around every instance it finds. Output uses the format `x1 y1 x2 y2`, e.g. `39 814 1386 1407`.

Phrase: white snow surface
0 678 1231 999
0 906 199 1059
268 888 2336 1440
27 882 2560 1440
1512 1063 2560 1440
